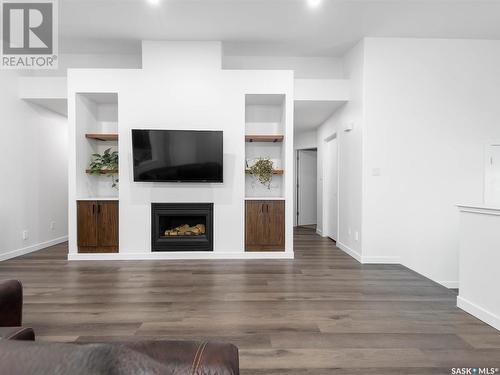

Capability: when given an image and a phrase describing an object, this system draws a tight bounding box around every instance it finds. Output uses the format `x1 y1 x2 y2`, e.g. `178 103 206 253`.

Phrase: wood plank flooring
1 227 500 374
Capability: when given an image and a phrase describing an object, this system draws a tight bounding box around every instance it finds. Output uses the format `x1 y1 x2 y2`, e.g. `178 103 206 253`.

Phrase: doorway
296 149 317 228
323 134 338 241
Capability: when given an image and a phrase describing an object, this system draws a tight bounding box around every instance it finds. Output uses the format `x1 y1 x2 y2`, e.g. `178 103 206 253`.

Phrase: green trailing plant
249 158 274 189
89 148 119 189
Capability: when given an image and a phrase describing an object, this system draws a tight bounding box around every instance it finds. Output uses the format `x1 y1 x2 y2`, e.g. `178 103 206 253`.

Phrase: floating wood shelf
86 133 118 141
246 169 284 175
245 135 284 143
86 169 118 175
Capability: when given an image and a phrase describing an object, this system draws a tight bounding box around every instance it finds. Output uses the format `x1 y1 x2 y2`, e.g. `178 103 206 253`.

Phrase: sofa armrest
0 280 23 327
0 327 35 341
121 340 240 375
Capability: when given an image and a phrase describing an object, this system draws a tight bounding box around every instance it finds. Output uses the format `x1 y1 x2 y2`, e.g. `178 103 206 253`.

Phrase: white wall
294 130 317 150
316 41 364 259
223 56 344 79
67 41 295 260
0 71 68 261
362 38 500 286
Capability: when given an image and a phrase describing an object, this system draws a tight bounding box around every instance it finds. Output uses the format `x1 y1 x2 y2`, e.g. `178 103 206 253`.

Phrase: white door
485 144 500 205
324 137 338 240
297 150 317 226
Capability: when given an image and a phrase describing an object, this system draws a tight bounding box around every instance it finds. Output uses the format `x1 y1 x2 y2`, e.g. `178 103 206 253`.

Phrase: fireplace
151 203 213 252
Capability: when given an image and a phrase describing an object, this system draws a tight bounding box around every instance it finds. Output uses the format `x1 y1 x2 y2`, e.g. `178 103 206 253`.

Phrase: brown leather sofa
0 280 239 374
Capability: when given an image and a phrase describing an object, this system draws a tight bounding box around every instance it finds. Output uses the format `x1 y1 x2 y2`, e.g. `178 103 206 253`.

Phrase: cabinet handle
98 204 101 214
92 204 95 214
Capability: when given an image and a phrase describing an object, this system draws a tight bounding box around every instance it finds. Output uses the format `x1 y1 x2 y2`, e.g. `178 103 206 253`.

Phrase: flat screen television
132 129 223 182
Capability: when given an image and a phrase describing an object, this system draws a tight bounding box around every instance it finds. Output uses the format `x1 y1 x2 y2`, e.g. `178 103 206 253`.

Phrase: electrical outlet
355 231 359 241
50 221 56 231
22 230 29 240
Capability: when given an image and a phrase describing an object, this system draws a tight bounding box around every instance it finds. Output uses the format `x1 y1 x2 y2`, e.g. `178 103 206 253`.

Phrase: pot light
307 0 322 8
147 0 161 5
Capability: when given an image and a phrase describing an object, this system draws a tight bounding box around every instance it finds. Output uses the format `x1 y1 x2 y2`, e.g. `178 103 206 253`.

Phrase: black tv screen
132 130 223 182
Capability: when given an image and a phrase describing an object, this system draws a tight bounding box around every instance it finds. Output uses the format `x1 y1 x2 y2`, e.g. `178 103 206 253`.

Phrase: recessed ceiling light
147 0 161 5
307 0 322 8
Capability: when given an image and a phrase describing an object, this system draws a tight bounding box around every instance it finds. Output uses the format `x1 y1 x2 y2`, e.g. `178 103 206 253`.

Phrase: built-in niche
75 93 119 199
245 94 286 198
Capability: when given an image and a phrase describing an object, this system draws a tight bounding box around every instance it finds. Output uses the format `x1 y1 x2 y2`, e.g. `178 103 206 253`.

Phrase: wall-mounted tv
132 129 223 183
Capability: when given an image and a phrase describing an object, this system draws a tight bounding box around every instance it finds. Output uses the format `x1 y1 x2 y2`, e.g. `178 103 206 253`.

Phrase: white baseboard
68 250 295 261
336 241 362 263
0 236 68 262
457 296 500 331
335 242 400 265
361 255 401 264
437 280 459 289
316 228 324 236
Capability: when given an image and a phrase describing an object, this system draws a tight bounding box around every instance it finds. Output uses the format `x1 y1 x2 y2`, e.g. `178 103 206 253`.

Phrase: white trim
68 250 295 261
457 296 500 331
0 236 68 262
437 280 459 289
457 204 500 216
336 241 362 263
316 228 324 236
362 256 400 264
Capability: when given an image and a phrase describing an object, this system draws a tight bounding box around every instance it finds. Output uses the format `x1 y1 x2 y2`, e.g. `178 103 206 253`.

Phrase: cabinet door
245 201 265 250
245 200 284 251
77 201 98 248
97 201 119 250
266 201 285 250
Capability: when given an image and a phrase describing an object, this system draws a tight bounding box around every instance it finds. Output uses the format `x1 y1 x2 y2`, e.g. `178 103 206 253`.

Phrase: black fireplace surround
151 203 214 252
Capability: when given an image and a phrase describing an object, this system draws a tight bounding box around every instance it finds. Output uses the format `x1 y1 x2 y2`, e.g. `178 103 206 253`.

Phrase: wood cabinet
77 200 118 253
245 200 285 251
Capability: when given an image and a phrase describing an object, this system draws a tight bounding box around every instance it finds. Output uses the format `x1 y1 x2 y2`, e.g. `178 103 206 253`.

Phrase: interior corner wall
0 71 68 261
316 41 364 258
362 38 500 285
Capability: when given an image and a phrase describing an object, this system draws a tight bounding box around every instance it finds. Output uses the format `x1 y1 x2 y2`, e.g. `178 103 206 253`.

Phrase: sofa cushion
0 340 174 375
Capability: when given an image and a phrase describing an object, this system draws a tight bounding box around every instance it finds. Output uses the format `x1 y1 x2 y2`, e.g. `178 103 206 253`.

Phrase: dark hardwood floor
1 227 500 374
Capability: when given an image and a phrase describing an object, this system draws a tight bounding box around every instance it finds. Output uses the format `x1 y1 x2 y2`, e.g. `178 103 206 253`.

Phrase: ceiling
294 100 345 131
60 0 500 56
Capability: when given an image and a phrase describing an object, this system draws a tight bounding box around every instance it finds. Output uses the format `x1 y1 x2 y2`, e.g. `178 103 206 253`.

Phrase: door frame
296 148 318 227
323 132 339 241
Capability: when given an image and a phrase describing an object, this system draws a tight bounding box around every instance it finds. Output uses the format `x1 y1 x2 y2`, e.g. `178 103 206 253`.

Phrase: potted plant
248 158 274 189
89 148 119 189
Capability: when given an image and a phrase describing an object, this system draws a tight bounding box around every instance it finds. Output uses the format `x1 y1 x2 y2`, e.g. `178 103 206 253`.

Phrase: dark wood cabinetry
245 200 285 251
77 200 118 253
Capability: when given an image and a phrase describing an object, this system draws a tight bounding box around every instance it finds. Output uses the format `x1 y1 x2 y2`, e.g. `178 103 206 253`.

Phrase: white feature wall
67 41 294 260
0 71 68 261
362 38 500 286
